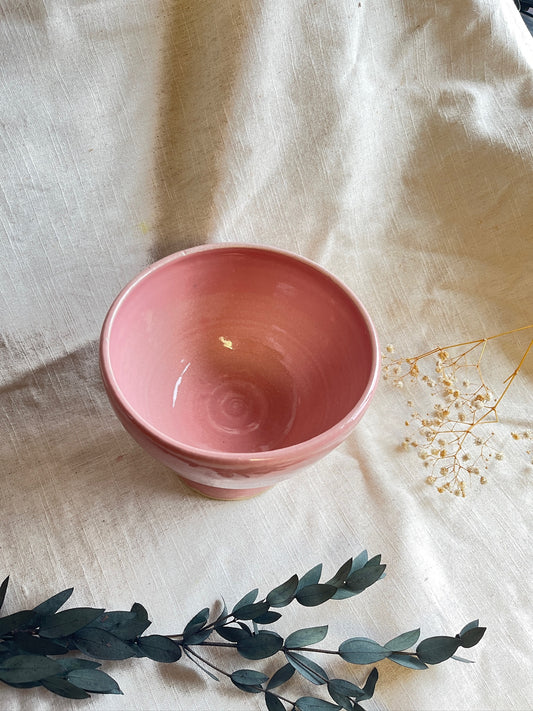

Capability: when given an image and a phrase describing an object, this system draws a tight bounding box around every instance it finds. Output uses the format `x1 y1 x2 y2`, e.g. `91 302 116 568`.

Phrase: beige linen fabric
1 0 532 709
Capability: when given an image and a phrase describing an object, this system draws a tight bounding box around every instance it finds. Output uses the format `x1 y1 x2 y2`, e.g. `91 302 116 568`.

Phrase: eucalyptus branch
0 552 485 710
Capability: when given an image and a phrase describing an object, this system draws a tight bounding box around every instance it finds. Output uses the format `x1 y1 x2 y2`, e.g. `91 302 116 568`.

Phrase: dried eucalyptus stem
382 324 533 495
0 553 485 709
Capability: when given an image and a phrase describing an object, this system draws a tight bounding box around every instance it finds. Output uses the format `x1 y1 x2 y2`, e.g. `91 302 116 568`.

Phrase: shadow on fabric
151 0 252 262
393 83 533 376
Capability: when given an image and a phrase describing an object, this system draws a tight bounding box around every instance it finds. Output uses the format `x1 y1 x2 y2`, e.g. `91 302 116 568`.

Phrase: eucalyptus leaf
232 589 258 614
384 628 420 652
344 563 386 594
266 575 299 608
253 611 282 625
362 667 378 699
183 628 212 645
330 588 358 601
182 608 210 639
237 631 284 660
416 636 459 665
73 628 137 660
327 678 366 700
232 680 263 693
90 610 135 637
451 654 475 663
0 611 35 637
0 578 9 613
459 626 486 649
332 557 385 600
366 554 382 567
295 584 336 608
216 625 251 643
388 652 428 670
294 696 342 710
90 610 150 641
58 658 102 672
349 550 369 573
338 638 390 665
285 626 328 649
0 679 41 689
214 600 228 627
0 645 16 662
231 668 269 687
459 619 479 636
233 601 270 621
285 652 328 685
296 565 323 592
12 631 67 656
41 675 90 699
327 678 366 708
325 559 353 588
266 663 295 690
131 602 149 621
67 668 123 694
33 589 74 618
136 635 182 663
265 690 287 711
0 654 63 683
39 608 105 639
326 685 353 711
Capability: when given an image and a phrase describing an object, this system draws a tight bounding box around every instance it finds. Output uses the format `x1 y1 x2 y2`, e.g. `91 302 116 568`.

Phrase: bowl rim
99 243 381 464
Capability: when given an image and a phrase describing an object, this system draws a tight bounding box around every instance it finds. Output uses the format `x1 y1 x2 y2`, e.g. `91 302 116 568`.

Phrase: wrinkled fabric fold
1 1 532 709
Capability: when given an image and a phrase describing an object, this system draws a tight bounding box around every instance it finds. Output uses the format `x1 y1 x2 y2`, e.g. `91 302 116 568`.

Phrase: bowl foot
178 477 272 501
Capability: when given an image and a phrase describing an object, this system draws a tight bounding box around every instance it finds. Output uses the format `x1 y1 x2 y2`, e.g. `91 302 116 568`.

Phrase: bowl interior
104 247 376 454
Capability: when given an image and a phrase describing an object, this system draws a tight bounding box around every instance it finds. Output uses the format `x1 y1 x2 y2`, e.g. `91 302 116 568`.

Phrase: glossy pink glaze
99 244 380 499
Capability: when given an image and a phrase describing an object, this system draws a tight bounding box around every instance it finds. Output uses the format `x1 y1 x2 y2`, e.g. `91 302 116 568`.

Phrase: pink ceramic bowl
99 244 380 499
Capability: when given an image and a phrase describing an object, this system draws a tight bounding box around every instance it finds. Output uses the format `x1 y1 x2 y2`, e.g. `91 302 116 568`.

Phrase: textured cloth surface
1 1 532 709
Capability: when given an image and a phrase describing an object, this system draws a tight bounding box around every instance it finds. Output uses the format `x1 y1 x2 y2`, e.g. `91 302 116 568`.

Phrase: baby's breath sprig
382 325 533 495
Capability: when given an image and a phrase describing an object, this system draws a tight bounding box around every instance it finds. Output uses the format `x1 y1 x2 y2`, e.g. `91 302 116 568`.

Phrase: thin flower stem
484 324 533 340
288 646 339 655
501 337 533 386
448 341 485 368
404 325 533 364
286 651 330 684
185 642 299 708
183 645 229 678
476 339 488 366
468 337 533 430
440 324 533 350
384 324 533 494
